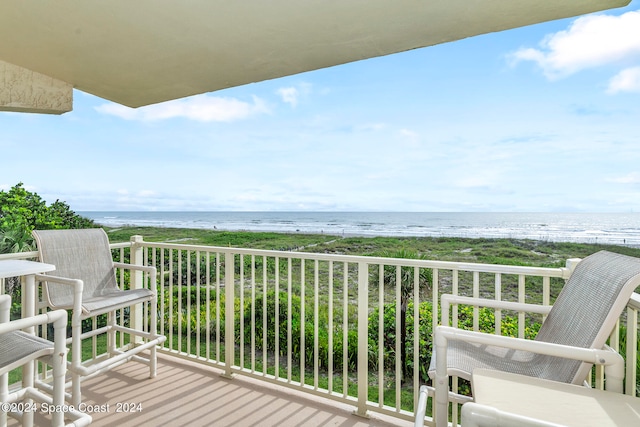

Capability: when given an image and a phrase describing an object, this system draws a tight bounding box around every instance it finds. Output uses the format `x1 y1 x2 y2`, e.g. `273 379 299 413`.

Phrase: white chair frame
32 229 166 407
0 294 91 427
415 250 640 427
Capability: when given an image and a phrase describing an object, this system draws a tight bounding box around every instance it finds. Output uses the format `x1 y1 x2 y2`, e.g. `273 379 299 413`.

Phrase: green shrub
369 301 542 382
0 183 95 253
165 287 546 380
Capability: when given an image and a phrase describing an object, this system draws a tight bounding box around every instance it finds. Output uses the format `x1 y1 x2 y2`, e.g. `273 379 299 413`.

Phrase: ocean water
79 211 640 246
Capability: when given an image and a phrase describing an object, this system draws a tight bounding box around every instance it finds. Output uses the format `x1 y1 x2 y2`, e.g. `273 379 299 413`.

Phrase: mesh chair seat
0 331 54 371
81 288 153 315
428 340 570 383
52 288 154 317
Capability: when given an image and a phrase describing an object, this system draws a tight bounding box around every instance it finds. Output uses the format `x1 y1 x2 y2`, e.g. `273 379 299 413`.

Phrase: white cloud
112 189 165 210
95 94 269 122
116 189 157 197
357 123 386 132
509 10 640 79
398 128 420 146
453 173 500 190
399 128 418 138
608 171 640 184
276 83 312 107
607 66 640 93
138 190 157 197
277 87 300 107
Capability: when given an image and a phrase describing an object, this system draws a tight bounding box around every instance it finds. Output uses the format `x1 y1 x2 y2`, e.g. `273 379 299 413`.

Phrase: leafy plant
372 249 432 382
0 183 96 320
0 182 96 254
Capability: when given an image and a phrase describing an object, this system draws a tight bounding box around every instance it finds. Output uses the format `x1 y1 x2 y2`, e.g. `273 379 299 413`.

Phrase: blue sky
2 3 640 212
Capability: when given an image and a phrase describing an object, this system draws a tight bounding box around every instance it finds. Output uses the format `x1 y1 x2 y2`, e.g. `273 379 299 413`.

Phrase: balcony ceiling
0 0 630 108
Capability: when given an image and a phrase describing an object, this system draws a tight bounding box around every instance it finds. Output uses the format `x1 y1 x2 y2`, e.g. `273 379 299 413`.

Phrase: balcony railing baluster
626 296 640 396
495 273 502 335
518 274 526 338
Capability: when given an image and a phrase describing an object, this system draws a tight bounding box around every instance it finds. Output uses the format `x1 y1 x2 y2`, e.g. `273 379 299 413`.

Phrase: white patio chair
32 228 166 406
0 294 91 427
415 250 640 427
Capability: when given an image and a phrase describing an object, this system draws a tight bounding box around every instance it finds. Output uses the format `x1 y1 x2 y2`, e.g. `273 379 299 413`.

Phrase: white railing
0 251 39 261
128 237 640 426
2 238 639 426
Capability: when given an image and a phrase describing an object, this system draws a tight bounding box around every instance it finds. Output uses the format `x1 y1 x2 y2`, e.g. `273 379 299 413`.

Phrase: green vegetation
308 235 640 266
1 183 97 319
161 284 544 406
105 226 640 267
371 249 432 381
105 226 336 251
0 183 95 254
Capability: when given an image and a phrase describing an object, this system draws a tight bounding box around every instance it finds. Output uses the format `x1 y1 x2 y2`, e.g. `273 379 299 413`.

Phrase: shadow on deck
68 353 411 426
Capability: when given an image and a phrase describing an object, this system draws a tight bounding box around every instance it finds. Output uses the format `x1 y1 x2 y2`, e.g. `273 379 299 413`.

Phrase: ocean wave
80 211 640 246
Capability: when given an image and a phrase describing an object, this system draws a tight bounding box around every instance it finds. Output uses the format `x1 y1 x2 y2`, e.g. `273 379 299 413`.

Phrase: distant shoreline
102 225 640 247
84 211 640 246
101 225 640 253
103 226 640 269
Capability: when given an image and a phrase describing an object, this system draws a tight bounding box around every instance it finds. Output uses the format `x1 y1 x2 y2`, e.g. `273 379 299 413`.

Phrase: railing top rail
0 251 39 261
629 292 640 311
109 242 132 250
136 239 568 278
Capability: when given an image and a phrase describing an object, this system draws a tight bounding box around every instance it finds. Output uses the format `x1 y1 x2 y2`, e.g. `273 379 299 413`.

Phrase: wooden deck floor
17 352 414 426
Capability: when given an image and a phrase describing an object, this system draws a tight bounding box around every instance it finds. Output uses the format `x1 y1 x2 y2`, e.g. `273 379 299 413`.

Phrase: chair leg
1 372 7 426
52 313 67 427
434 329 450 427
414 385 430 427
71 317 82 407
150 295 159 379
150 346 157 379
72 372 82 408
107 311 117 357
22 364 35 427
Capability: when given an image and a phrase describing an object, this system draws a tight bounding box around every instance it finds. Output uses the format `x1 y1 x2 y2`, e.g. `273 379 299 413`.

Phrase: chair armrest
113 262 156 275
112 262 157 293
0 308 67 335
435 326 624 389
35 273 84 315
441 294 552 325
0 294 66 334
34 273 83 289
0 296 67 377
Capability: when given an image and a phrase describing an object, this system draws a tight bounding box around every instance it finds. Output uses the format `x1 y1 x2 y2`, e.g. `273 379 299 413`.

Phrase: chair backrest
32 228 119 310
534 250 640 384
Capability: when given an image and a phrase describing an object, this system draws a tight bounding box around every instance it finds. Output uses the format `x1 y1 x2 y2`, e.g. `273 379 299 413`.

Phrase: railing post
130 235 144 339
354 261 370 418
223 251 235 378
625 302 638 396
564 258 581 278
